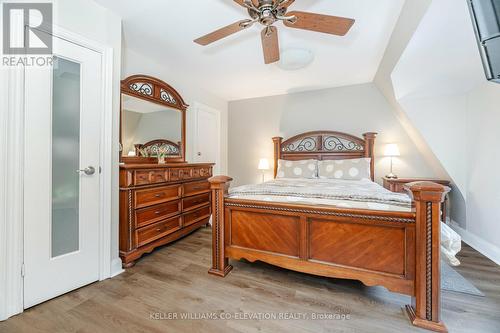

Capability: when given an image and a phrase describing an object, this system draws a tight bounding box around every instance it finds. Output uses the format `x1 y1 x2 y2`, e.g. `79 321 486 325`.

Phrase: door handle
76 166 96 176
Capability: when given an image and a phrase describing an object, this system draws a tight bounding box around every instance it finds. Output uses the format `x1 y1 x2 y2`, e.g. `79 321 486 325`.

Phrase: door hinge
21 263 25 277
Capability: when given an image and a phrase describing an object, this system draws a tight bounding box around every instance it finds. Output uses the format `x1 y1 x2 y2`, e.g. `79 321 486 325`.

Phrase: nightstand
382 177 451 222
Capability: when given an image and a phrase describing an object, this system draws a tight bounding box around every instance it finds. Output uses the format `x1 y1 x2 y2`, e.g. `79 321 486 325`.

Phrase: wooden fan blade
284 11 355 36
194 20 252 46
277 0 295 9
233 0 259 7
261 26 280 64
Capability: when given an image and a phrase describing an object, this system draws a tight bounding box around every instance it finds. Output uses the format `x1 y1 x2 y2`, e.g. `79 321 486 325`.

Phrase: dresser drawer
135 200 181 228
170 168 193 181
135 185 181 209
184 205 211 227
183 180 210 197
136 217 181 247
134 170 167 185
183 193 210 212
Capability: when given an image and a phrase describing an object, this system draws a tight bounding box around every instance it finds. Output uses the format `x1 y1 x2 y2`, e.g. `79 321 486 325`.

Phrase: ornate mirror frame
120 75 188 164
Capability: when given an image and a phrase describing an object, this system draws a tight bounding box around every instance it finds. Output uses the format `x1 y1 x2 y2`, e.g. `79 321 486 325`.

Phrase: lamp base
385 173 398 179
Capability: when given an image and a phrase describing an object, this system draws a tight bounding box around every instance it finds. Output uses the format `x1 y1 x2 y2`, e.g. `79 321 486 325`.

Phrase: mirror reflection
121 94 182 158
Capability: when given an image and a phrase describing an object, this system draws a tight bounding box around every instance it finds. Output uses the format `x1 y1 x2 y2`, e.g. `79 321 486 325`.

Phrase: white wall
388 0 500 263
391 0 485 200
463 82 500 262
373 0 447 181
228 83 435 186
121 48 229 174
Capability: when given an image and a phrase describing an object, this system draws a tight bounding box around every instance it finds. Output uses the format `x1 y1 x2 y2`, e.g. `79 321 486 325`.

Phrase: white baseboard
450 221 500 265
110 258 124 278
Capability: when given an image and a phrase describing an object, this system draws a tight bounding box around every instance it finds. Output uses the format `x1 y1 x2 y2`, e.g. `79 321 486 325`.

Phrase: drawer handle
155 211 162 215
156 227 162 232
154 194 164 198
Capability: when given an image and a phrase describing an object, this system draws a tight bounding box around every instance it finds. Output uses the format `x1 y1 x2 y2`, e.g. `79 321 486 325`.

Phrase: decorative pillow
276 159 318 179
318 158 371 180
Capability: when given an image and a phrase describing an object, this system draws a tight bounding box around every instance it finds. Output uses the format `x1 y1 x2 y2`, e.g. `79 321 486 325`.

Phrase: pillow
276 159 318 179
318 158 371 180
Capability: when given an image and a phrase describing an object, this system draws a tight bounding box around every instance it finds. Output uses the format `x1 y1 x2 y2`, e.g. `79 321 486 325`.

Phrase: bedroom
0 0 499 332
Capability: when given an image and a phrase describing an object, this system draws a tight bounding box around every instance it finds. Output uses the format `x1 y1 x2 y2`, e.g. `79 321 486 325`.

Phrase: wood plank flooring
1 227 499 333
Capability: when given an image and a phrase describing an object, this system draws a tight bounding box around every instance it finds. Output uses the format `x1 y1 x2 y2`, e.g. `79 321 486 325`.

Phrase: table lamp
258 158 270 183
384 144 400 179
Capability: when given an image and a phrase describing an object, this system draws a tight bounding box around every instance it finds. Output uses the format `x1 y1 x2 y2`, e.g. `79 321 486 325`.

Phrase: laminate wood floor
1 227 499 333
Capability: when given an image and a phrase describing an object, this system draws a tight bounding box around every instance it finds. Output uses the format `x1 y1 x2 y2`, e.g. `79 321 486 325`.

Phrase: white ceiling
95 0 405 101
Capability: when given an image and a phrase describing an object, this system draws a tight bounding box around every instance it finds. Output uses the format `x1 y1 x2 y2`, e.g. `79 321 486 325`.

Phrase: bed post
405 182 450 333
208 176 233 277
272 137 283 179
362 132 377 181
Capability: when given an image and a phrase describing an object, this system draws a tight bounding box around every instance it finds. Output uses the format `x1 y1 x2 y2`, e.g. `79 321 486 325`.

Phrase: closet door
193 103 221 175
24 33 102 308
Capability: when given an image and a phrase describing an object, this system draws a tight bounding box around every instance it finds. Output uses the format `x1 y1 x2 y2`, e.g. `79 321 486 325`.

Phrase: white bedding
230 178 412 211
229 178 461 266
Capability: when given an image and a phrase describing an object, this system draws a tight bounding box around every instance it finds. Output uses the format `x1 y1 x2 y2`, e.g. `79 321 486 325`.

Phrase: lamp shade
258 158 270 170
384 144 400 157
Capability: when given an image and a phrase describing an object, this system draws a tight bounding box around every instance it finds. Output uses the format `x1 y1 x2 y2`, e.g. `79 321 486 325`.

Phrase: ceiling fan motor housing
248 0 281 26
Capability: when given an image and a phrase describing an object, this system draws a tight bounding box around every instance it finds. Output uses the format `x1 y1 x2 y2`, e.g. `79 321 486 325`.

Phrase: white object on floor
441 222 462 266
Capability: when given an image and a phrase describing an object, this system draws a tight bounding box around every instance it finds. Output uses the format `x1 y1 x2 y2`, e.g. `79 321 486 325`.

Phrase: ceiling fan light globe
277 48 314 71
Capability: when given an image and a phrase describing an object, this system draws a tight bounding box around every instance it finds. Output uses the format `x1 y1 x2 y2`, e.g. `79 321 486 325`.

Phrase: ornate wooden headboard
134 139 181 157
273 131 377 181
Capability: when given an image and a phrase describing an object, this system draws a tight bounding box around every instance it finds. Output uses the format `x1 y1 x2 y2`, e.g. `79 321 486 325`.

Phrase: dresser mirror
120 75 188 163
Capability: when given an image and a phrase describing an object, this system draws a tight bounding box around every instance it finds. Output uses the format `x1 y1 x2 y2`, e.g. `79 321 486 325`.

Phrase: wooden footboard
208 176 449 333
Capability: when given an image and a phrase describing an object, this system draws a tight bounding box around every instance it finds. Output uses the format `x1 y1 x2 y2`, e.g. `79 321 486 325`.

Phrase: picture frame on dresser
119 74 215 267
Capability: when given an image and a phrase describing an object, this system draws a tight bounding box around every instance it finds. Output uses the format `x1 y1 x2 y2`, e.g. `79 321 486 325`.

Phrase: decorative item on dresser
119 163 214 267
209 131 451 332
119 74 215 267
383 176 452 223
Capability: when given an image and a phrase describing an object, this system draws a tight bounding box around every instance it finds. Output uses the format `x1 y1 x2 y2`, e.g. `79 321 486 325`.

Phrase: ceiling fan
194 0 355 64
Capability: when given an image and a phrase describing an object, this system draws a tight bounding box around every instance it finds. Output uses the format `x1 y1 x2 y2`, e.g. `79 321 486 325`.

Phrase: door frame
0 24 115 320
190 102 222 175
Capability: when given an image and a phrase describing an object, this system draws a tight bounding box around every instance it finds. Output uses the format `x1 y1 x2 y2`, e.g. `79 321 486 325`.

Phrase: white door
193 104 220 174
24 32 102 308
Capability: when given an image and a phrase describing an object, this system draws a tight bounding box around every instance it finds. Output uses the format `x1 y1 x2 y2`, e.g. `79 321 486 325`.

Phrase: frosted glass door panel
51 56 81 258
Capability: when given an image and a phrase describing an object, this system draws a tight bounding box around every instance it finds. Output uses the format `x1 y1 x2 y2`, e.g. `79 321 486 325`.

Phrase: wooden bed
208 131 449 333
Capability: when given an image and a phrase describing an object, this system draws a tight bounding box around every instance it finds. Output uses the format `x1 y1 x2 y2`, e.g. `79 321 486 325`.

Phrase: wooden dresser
119 163 214 267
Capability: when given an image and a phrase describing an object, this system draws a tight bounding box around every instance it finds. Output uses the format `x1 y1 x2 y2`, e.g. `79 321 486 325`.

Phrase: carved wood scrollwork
426 201 433 320
121 75 188 111
282 131 365 153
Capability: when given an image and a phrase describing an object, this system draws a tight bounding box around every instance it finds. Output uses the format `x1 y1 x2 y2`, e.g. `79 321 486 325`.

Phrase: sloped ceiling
95 0 405 101
391 0 484 101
